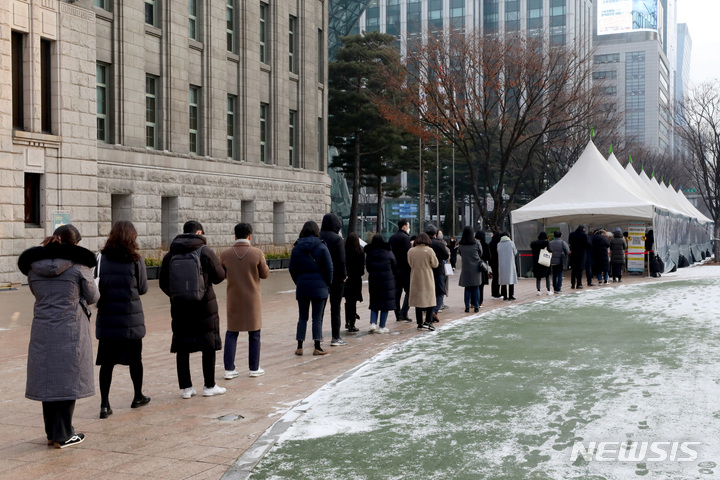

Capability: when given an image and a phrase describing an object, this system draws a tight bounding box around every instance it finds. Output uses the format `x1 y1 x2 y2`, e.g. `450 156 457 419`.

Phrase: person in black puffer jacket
609 227 627 282
530 231 551 295
343 232 365 332
364 234 397 333
95 220 150 418
319 213 347 347
591 229 611 285
160 221 226 399
289 221 333 356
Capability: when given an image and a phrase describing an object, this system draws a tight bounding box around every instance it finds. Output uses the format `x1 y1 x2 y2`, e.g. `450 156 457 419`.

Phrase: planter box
281 258 290 269
146 266 160 280
267 259 282 270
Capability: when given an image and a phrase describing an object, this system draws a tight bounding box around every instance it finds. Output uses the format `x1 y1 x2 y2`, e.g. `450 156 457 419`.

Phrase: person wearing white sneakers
160 221 226 399
220 223 270 381
530 231 552 297
364 234 397 335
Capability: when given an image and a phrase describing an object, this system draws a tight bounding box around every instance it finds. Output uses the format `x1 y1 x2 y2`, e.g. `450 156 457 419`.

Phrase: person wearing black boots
488 228 502 298
344 232 365 333
95 221 151 418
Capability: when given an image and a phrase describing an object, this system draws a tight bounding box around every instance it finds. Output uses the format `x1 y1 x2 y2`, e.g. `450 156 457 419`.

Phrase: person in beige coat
407 233 439 331
220 223 270 379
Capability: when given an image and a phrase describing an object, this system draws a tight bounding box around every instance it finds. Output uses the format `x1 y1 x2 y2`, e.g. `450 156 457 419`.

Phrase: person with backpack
160 221 226 399
95 220 150 419
220 223 269 380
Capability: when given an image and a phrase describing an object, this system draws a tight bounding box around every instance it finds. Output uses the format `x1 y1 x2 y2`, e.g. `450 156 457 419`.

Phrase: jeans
370 310 389 328
328 282 345 340
596 271 609 284
224 330 261 372
42 400 75 443
464 286 480 309
176 349 216 389
433 294 445 314
552 265 564 292
296 297 326 342
536 275 551 292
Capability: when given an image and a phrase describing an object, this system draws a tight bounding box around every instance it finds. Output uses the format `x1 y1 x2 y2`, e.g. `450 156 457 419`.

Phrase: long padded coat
289 236 333 299
19 243 99 402
343 248 365 303
160 234 226 353
364 242 397 311
407 245 439 308
496 236 518 285
458 241 483 287
220 240 270 332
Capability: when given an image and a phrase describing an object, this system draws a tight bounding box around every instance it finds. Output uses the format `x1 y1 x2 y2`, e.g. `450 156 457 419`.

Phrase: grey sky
677 1 720 85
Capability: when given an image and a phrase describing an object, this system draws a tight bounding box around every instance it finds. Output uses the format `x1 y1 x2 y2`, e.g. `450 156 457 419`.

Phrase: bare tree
676 80 720 257
379 30 621 228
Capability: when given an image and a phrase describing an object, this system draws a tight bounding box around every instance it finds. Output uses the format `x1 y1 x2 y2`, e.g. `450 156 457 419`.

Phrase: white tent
510 141 714 272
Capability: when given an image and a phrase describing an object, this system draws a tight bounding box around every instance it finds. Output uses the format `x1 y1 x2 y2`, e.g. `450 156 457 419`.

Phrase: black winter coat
489 234 501 271
96 247 148 340
364 242 397 311
568 227 588 268
591 233 610 274
160 234 225 353
344 248 365 303
530 239 551 278
320 213 346 285
289 236 333 299
430 238 449 295
610 233 627 265
388 229 411 283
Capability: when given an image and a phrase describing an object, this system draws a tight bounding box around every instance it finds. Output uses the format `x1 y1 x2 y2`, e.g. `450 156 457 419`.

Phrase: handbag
93 253 102 288
478 260 488 273
443 262 454 276
538 248 552 267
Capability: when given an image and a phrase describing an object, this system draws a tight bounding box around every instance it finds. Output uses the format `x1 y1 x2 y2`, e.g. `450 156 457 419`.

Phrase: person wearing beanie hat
610 227 627 282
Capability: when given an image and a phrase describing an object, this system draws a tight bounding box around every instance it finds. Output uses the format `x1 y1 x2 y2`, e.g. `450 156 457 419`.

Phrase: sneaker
347 326 360 332
313 348 329 356
536 291 542 296
203 385 227 397
474 307 480 313
224 370 239 380
54 433 85 449
440 304 450 310
182 387 197 399
422 322 436 331
130 395 151 409
377 327 390 334
330 337 347 346
398 315 412 321
249 368 265 378
547 290 553 296
368 323 378 333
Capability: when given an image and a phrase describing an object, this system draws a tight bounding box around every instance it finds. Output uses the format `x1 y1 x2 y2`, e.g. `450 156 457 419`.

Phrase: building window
483 0 499 33
260 102 269 163
161 196 179 249
146 75 158 149
111 194 132 223
227 0 236 52
289 15 297 73
318 29 324 83
189 85 200 154
24 173 41 226
260 3 269 64
97 63 109 142
407 1 421 34
145 0 157 26
94 0 109 10
273 202 285 245
289 110 297 167
227 95 236 159
40 39 52 134
12 31 25 131
242 200 255 224
189 0 198 40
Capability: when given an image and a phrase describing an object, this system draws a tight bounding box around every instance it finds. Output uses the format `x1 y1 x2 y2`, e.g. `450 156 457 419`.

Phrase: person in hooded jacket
530 231 551 295
458 226 483 312
95 220 150 419
496 232 518 301
160 221 226 399
319 213 347 347
475 230 491 306
388 219 412 321
290 221 333 356
344 232 365 333
18 224 99 449
591 229 611 285
568 225 588 289
425 225 449 321
364 234 397 333
610 227 628 282
488 228 502 298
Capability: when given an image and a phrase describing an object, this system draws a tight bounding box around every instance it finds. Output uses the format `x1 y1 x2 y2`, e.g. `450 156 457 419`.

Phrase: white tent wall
510 141 714 276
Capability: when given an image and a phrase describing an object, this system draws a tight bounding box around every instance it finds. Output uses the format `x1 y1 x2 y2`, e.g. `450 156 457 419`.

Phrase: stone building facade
1 0 330 283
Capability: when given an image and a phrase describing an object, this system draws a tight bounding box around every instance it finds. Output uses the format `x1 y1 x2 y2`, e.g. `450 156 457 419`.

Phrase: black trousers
42 400 76 443
570 259 584 287
394 274 410 318
415 307 433 326
501 284 515 300
490 265 500 297
176 349 216 389
345 300 358 328
328 282 345 339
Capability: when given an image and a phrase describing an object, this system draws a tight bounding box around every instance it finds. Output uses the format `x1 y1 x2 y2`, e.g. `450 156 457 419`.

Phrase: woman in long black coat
364 234 397 334
530 231 551 295
95 220 150 419
344 232 365 333
592 229 611 284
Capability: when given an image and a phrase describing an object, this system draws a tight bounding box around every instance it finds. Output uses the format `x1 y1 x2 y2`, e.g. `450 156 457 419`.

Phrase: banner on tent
626 223 646 272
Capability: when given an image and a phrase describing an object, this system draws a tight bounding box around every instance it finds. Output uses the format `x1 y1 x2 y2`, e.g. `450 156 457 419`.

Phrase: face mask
437 234 444 240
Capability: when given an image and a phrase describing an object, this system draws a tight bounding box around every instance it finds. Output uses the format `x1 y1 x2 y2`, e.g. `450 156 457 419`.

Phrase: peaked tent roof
511 141 655 225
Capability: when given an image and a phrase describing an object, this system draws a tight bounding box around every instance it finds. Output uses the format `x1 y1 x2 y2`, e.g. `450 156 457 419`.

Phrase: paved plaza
0 268 665 479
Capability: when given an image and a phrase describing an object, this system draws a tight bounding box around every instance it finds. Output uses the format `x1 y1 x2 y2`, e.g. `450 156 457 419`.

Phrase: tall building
676 23 691 106
1 0 330 283
593 0 678 154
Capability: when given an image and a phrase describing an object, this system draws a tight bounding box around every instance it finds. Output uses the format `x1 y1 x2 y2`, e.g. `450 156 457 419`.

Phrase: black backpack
168 247 206 301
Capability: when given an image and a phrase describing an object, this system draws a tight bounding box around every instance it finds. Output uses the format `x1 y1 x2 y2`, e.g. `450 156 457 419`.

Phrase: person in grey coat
458 226 483 312
496 232 518 301
18 225 99 449
548 231 570 293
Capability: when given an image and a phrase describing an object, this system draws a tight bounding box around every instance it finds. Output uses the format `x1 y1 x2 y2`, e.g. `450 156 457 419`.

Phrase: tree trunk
348 133 361 234
715 224 720 261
